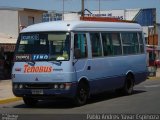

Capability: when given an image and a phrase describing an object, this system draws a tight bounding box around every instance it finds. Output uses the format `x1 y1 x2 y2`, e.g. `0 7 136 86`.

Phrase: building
0 7 47 39
42 11 62 22
42 11 81 21
0 7 47 79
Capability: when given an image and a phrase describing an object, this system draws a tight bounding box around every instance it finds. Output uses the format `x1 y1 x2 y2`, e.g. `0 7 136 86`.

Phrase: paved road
0 80 160 119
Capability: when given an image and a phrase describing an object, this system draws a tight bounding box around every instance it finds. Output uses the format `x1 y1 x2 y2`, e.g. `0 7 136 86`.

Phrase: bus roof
21 21 142 33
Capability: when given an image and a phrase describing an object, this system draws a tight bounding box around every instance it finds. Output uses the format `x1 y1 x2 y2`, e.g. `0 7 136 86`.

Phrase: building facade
0 7 47 39
0 7 47 79
42 11 62 22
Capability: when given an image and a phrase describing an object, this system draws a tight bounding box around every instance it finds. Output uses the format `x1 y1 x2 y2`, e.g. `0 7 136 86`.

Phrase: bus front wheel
23 97 38 107
73 82 89 106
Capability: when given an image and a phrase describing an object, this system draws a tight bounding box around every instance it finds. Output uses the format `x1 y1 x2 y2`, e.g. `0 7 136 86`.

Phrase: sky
0 0 160 22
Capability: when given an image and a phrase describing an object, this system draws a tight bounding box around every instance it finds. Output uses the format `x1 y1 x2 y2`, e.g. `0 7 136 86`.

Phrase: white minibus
12 21 148 106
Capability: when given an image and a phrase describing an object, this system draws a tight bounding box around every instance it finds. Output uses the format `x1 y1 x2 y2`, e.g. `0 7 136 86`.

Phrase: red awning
147 47 160 52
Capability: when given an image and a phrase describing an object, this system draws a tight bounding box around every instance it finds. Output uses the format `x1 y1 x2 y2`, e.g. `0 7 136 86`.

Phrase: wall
19 10 44 30
0 10 18 38
133 9 156 26
125 9 139 20
157 24 160 48
64 13 80 21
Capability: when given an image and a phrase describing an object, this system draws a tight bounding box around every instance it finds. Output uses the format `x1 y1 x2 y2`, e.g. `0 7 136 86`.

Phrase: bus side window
138 33 144 53
74 33 87 59
102 33 112 56
121 32 139 55
132 33 139 54
111 33 122 55
90 33 102 57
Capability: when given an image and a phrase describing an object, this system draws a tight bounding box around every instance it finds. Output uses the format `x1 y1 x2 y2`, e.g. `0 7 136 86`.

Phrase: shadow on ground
13 89 146 109
0 76 11 80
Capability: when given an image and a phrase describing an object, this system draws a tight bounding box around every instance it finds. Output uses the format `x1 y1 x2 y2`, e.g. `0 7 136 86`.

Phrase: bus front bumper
12 82 77 99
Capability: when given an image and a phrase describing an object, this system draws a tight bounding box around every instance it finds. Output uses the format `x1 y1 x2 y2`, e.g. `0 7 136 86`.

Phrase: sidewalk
156 68 160 77
0 79 22 104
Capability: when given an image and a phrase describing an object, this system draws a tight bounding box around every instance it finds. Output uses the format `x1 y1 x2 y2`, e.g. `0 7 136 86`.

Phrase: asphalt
0 68 160 104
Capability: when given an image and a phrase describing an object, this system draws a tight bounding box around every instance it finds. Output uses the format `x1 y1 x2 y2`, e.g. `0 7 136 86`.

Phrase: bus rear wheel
123 75 134 95
73 82 89 106
23 97 38 107
116 75 134 95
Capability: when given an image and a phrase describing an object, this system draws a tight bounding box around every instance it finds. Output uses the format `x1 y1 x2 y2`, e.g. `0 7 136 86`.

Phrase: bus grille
24 84 54 89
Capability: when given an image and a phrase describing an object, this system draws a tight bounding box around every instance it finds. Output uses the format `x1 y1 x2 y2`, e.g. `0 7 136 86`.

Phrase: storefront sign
0 44 15 52
85 10 125 20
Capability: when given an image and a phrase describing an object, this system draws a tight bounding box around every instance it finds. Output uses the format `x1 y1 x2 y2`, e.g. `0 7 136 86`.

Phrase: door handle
87 66 91 70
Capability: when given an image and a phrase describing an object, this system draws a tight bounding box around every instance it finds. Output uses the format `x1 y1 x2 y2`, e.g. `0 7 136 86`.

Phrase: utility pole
62 0 64 20
81 0 84 17
99 0 101 14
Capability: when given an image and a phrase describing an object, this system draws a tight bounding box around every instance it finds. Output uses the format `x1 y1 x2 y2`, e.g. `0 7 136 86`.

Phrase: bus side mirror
74 48 81 59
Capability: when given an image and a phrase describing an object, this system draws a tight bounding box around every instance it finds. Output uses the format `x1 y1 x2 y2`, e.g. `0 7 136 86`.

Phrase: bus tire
73 82 89 106
123 75 134 95
23 97 38 107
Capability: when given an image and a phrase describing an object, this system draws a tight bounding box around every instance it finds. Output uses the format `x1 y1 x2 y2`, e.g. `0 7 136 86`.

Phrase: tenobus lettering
24 64 52 73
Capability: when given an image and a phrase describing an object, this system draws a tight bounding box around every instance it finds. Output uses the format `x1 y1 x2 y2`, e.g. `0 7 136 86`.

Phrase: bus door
73 33 90 82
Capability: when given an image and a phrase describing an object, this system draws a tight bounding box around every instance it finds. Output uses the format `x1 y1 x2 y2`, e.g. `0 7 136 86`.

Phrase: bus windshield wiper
27 60 35 66
48 60 62 66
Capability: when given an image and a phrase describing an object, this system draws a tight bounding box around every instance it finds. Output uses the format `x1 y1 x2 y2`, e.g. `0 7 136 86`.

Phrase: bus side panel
87 57 126 94
75 54 147 95
89 75 125 94
134 72 148 85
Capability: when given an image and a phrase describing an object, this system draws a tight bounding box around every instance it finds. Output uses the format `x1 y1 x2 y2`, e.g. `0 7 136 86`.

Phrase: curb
148 77 160 80
0 97 22 104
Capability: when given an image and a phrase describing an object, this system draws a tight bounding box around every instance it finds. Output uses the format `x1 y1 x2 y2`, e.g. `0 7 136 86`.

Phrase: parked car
154 59 160 68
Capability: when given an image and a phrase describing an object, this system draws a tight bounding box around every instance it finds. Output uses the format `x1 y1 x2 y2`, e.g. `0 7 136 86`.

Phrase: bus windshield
15 32 70 61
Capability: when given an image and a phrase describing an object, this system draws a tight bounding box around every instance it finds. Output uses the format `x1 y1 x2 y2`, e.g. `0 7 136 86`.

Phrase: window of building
74 33 87 59
90 33 102 57
28 16 35 26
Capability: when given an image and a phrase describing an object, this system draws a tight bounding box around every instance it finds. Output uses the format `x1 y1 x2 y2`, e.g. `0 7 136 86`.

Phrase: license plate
31 89 43 95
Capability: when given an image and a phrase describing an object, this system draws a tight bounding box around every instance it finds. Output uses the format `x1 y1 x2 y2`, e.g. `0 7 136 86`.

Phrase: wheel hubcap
79 88 86 101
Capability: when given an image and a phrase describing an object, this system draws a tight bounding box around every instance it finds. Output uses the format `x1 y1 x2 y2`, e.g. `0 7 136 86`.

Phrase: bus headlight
14 84 18 89
60 84 65 89
19 84 23 89
13 84 24 89
53 83 72 90
54 84 58 89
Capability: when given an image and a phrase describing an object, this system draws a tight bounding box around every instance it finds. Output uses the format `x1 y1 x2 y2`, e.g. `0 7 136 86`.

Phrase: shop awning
0 37 17 43
0 33 17 43
147 47 160 52
0 33 16 52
